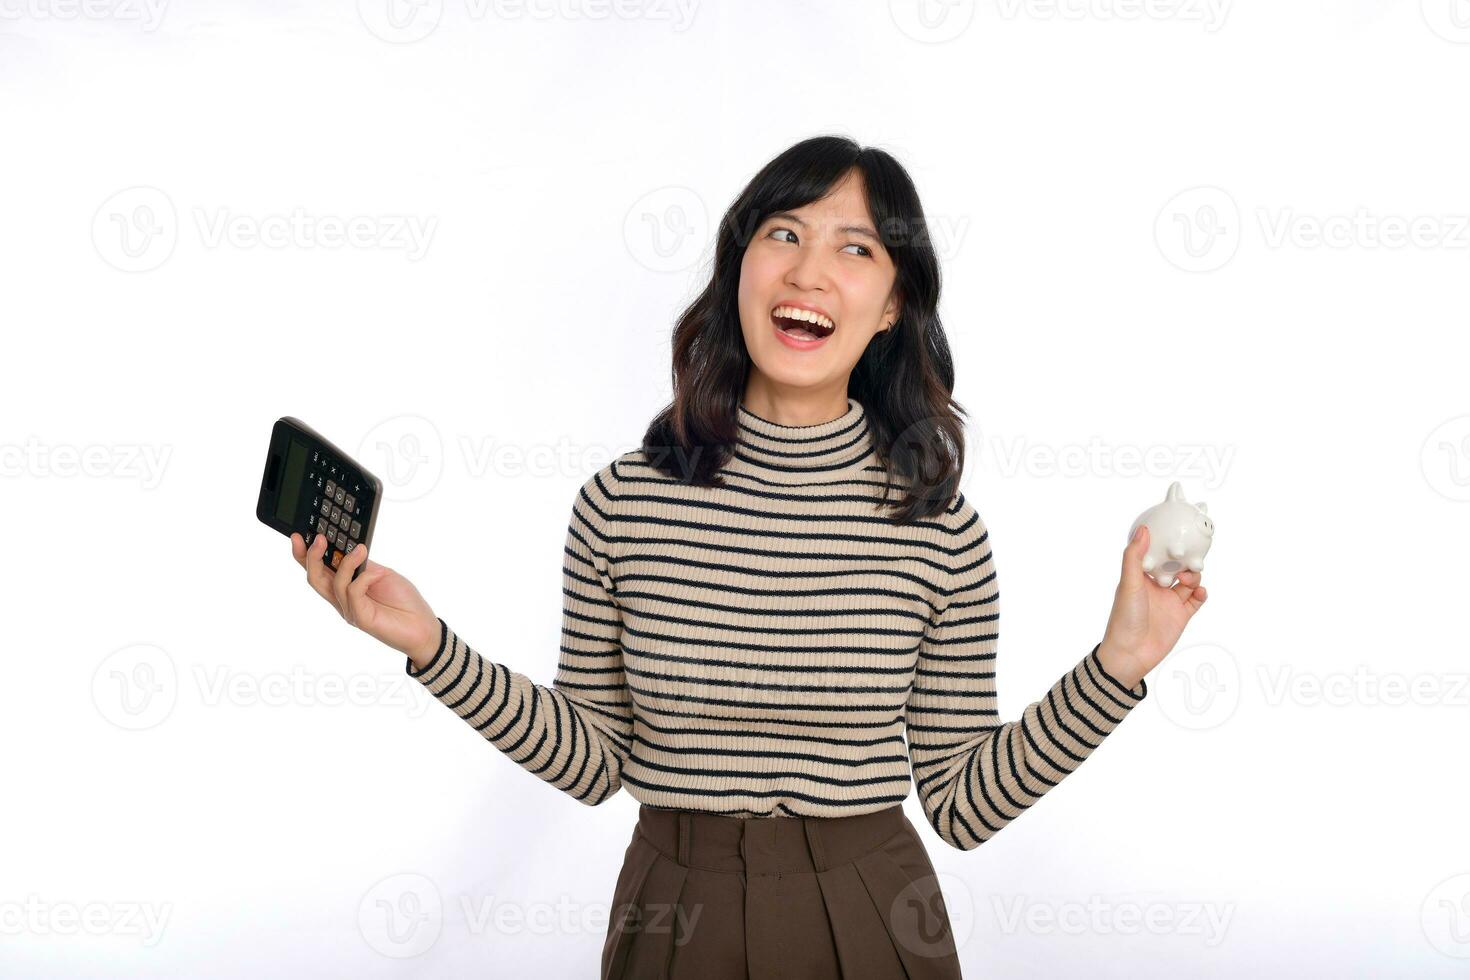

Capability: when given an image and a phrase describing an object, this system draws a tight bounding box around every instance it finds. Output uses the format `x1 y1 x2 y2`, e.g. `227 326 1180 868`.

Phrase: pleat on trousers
601 803 964 980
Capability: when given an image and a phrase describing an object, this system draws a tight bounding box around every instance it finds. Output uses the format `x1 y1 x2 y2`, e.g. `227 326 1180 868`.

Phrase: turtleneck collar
732 397 876 478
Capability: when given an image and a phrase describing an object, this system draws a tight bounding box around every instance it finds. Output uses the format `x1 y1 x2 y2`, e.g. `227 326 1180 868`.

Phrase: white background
4 0 1469 976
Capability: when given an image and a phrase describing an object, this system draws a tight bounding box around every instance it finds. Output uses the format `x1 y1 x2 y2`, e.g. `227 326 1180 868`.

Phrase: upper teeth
773 306 835 331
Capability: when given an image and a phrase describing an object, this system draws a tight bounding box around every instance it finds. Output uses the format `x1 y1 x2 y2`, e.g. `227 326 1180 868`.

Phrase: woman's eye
767 227 871 257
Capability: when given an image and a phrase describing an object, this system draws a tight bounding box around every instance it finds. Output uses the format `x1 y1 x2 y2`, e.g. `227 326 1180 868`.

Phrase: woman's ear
881 293 903 332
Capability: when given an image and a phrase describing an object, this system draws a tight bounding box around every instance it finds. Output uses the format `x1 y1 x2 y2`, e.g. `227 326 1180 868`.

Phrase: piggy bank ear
1197 502 1209 514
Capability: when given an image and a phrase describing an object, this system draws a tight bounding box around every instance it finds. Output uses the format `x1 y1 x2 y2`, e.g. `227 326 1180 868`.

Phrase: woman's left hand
1096 524 1209 689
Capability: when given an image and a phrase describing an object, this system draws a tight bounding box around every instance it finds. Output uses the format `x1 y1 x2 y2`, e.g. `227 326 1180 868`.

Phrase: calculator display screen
274 437 309 525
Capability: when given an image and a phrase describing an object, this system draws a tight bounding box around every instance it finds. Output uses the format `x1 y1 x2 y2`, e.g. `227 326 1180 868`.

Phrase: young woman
290 136 1208 979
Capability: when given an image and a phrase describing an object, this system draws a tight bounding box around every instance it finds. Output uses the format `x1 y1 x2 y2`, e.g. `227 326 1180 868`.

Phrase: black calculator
256 417 382 581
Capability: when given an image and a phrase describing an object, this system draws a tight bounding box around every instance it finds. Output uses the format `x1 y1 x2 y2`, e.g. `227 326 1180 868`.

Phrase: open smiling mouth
771 306 836 347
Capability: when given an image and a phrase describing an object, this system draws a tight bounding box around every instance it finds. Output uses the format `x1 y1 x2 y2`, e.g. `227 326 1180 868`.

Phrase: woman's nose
784 250 833 292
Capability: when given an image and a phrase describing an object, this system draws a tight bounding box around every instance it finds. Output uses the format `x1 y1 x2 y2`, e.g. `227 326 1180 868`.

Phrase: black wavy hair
640 134 968 523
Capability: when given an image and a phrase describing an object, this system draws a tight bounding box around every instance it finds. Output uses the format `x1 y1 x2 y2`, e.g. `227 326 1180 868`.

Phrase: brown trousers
601 803 964 979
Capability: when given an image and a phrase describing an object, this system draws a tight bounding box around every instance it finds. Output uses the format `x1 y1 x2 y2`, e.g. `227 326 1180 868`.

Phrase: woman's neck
730 395 876 481
738 380 851 428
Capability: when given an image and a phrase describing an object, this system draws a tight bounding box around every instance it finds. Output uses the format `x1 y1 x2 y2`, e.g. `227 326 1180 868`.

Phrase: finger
1122 525 1150 586
334 543 368 625
1170 571 1201 601
291 532 306 567
306 533 342 614
347 560 391 622
348 560 389 602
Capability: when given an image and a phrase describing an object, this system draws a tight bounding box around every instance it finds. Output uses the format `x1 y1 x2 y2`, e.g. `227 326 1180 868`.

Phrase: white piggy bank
1128 481 1213 588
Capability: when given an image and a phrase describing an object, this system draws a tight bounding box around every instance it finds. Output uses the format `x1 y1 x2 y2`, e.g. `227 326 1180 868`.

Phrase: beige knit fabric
406 398 1147 850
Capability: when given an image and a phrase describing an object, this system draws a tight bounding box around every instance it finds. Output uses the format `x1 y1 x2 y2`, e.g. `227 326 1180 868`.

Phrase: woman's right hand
290 532 441 669
1096 524 1208 690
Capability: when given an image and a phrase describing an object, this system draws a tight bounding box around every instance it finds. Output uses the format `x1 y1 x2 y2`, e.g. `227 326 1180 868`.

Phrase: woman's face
737 170 902 393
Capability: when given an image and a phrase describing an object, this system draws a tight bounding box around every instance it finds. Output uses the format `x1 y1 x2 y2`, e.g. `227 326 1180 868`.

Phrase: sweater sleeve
904 494 1148 850
403 465 634 806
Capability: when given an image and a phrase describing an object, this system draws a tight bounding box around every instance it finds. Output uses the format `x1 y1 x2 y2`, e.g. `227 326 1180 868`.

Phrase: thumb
1122 524 1150 586
348 561 392 606
345 563 393 623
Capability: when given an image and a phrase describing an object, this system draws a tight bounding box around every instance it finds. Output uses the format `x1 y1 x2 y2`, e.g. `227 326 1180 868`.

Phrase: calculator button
335 512 347 531
350 519 361 538
330 505 341 524
330 550 343 569
336 530 348 550
333 486 346 506
344 494 355 512
346 538 357 555
319 498 332 517
316 517 330 535
325 480 336 498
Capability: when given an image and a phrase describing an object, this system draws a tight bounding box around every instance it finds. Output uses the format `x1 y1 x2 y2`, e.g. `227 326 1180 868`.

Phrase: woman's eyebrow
769 210 880 241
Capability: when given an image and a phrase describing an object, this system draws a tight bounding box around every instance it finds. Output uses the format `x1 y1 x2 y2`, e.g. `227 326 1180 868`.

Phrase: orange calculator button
331 550 343 569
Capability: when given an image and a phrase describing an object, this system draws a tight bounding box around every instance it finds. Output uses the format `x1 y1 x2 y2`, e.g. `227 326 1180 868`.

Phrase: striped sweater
405 398 1148 851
